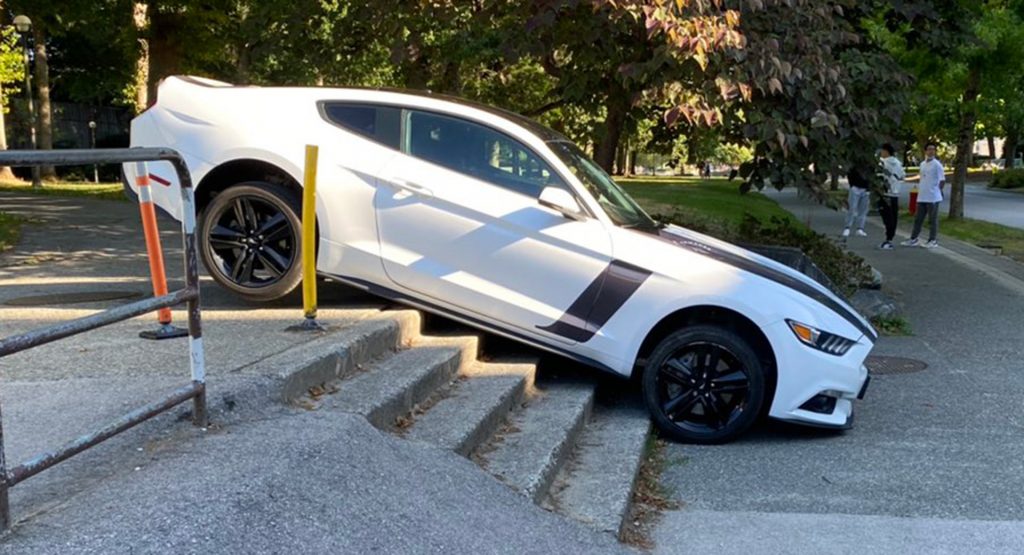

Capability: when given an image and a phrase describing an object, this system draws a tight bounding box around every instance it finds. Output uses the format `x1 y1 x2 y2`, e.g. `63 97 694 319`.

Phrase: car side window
322 103 401 150
405 110 566 197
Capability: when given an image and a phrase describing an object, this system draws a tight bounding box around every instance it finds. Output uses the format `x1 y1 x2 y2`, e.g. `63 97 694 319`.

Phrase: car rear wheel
198 182 304 301
642 325 765 444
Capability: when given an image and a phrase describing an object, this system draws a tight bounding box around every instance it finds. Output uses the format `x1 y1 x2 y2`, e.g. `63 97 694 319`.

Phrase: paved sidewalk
654 188 1024 554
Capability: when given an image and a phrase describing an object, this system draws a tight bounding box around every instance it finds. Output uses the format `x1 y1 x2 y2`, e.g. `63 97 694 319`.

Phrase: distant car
989 158 1023 171
125 76 874 443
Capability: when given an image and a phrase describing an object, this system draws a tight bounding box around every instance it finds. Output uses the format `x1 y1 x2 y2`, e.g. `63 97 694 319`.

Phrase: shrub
991 168 1024 189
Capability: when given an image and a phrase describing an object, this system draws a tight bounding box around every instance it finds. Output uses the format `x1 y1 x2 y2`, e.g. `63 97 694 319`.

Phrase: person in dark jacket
842 164 871 238
876 143 905 250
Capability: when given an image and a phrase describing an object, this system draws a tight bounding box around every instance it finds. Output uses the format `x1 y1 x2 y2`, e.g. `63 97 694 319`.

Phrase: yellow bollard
289 144 326 332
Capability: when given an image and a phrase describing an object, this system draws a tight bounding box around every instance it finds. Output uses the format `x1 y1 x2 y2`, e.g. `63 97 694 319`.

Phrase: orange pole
135 162 173 325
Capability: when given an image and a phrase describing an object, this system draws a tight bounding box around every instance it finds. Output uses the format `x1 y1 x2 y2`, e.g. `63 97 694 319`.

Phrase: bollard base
139 324 190 340
286 316 328 333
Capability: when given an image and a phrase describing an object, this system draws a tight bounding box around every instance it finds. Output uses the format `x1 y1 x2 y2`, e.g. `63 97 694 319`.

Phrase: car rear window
322 103 401 149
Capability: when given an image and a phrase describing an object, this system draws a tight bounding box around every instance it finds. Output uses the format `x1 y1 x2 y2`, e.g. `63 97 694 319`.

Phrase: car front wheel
198 182 304 302
642 325 765 444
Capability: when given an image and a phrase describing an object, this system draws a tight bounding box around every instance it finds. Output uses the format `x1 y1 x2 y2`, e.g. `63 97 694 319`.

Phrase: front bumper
765 320 873 429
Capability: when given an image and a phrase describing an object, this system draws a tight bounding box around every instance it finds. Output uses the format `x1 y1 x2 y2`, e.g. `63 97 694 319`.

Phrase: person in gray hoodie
877 143 905 250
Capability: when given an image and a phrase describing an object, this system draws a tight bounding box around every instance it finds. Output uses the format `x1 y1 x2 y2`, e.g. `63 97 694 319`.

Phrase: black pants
911 201 940 242
877 196 898 242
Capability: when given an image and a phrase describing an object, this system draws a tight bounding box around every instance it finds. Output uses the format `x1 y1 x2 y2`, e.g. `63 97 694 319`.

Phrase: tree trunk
440 61 461 95
403 55 431 90
629 150 637 176
988 135 996 159
148 7 185 102
237 45 251 85
615 142 628 176
0 82 15 180
1004 126 1020 170
32 24 56 180
593 85 629 174
133 2 149 113
949 67 981 221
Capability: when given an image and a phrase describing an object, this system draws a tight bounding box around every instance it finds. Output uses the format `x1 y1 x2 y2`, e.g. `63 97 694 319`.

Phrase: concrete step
546 404 651 538
406 361 536 456
321 344 466 430
226 310 421 415
477 381 595 503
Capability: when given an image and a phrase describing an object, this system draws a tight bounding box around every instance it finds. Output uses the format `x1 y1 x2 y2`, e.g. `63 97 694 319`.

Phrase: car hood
652 224 877 341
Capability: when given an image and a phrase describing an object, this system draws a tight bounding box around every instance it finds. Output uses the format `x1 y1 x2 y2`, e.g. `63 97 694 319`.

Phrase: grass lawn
0 179 125 201
617 176 795 232
934 216 1024 264
0 212 23 252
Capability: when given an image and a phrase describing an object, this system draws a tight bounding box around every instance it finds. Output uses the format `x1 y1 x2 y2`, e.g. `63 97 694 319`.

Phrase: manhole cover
866 355 928 375
4 290 144 307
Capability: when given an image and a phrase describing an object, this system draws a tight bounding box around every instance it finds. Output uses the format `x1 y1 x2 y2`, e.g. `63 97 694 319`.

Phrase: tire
642 325 765 444
198 182 304 302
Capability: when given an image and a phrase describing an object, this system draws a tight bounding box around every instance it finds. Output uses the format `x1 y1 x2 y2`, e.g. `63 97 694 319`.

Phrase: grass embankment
936 217 1024 264
0 180 125 201
619 176 796 234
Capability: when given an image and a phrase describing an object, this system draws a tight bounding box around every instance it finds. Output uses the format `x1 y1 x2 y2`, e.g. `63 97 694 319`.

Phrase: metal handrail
0 147 206 531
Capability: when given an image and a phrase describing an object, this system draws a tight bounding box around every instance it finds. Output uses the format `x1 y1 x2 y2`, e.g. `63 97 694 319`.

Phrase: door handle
390 178 434 197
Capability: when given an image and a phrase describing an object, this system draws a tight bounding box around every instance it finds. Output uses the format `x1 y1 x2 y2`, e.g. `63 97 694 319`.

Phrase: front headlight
786 319 856 356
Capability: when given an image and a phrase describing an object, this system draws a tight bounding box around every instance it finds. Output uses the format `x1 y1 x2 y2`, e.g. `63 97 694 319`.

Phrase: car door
373 108 612 344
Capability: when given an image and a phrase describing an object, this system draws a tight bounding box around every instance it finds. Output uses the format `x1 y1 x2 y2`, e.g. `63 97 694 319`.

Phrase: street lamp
13 15 40 189
88 120 98 183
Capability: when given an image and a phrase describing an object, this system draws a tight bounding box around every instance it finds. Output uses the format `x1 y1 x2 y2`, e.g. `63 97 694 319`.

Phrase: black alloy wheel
642 325 765 444
198 182 304 301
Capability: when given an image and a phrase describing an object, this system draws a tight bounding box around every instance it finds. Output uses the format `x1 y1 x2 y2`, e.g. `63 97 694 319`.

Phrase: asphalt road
885 183 1024 230
654 191 1024 554
961 184 1024 229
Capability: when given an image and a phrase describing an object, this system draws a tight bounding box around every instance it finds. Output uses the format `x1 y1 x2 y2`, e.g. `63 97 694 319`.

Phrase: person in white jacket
877 143 905 250
902 142 946 248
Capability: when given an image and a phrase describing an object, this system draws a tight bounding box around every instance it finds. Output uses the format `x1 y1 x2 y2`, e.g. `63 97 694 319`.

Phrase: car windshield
547 140 657 229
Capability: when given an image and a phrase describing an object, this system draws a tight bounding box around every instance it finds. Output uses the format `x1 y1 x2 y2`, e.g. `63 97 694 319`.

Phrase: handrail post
173 155 208 426
0 400 9 531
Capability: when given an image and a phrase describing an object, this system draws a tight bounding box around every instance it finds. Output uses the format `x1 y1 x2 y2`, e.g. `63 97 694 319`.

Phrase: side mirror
538 186 585 221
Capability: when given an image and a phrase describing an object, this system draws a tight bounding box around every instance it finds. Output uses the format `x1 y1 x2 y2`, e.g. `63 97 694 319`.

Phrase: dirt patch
621 435 683 550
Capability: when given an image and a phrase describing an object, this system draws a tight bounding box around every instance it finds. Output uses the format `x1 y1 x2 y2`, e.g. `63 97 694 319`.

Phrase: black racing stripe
325 273 622 376
651 229 878 341
538 260 652 342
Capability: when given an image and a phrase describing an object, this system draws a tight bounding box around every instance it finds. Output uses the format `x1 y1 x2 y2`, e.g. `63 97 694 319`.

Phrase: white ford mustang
125 76 874 443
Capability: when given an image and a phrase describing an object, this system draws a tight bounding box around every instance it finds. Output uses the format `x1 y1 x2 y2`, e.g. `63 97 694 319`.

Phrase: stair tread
481 382 595 503
552 405 651 537
323 345 463 427
407 372 528 455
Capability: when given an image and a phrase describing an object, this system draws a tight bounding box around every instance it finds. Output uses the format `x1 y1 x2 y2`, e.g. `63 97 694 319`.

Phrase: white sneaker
923 240 938 249
901 238 919 247
879 241 894 250
856 229 868 237
841 228 850 238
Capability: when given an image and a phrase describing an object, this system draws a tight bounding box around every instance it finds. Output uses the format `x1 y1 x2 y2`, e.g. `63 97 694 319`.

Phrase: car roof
355 87 570 143
173 76 570 143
